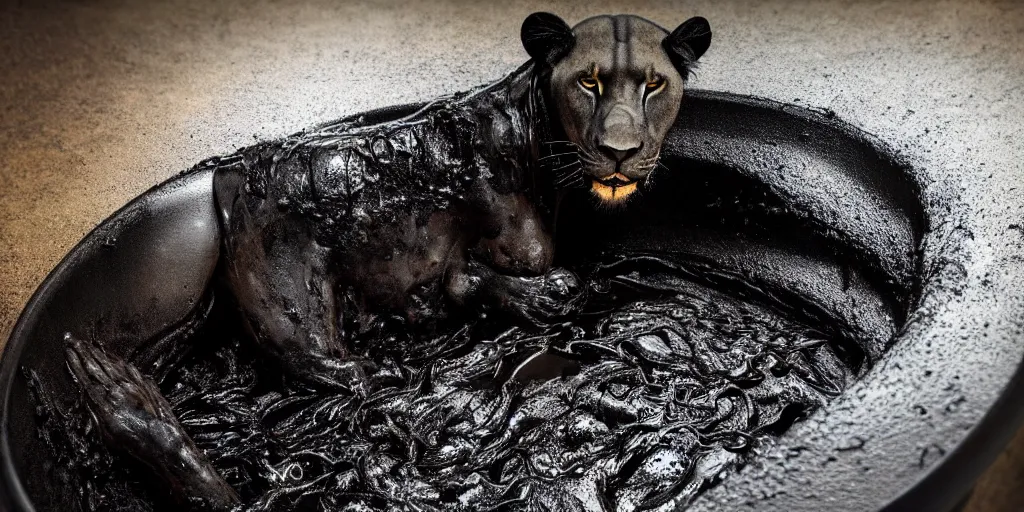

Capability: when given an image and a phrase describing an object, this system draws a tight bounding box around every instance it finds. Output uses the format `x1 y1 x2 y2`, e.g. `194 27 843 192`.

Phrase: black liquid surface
30 256 853 511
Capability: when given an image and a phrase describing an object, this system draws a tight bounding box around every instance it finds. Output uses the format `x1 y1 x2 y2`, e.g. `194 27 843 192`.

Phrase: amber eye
579 77 600 92
645 78 665 92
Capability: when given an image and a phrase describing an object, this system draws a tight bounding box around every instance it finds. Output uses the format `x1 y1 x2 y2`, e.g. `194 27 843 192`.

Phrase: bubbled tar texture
222 83 530 252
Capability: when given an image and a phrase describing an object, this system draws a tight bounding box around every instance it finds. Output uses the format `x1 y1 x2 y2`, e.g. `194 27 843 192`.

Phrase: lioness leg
448 192 585 324
64 335 239 511
446 259 584 325
221 200 373 393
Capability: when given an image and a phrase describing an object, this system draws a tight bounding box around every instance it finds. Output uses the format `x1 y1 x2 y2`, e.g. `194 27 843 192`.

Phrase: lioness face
522 13 712 204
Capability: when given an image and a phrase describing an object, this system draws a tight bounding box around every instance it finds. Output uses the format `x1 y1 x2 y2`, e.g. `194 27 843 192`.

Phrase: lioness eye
579 77 599 91
645 78 665 91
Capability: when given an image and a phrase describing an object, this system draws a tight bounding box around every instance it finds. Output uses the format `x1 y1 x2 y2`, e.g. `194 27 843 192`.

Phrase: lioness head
522 13 711 204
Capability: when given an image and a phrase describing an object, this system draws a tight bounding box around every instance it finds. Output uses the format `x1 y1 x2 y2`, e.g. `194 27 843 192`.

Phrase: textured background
1 0 1022 509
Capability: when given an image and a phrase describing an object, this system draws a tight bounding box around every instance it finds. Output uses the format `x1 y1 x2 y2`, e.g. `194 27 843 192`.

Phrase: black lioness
65 12 711 509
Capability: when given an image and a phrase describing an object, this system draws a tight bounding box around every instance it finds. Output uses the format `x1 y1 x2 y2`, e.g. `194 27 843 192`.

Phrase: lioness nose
598 106 643 162
598 141 642 163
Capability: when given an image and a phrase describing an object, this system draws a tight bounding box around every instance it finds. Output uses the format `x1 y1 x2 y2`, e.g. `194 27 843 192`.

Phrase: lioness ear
662 16 712 76
521 12 575 66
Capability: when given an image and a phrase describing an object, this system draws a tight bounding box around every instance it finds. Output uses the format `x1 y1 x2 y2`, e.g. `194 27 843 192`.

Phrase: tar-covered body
64 12 712 509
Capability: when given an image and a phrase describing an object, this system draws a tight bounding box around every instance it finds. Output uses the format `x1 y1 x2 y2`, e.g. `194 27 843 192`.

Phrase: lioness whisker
549 160 583 173
643 161 668 188
578 152 603 167
556 176 583 188
539 151 580 161
542 158 580 169
554 166 583 181
555 173 585 189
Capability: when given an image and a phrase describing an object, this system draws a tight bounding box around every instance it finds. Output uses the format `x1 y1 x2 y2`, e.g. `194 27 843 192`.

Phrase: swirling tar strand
33 258 851 511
